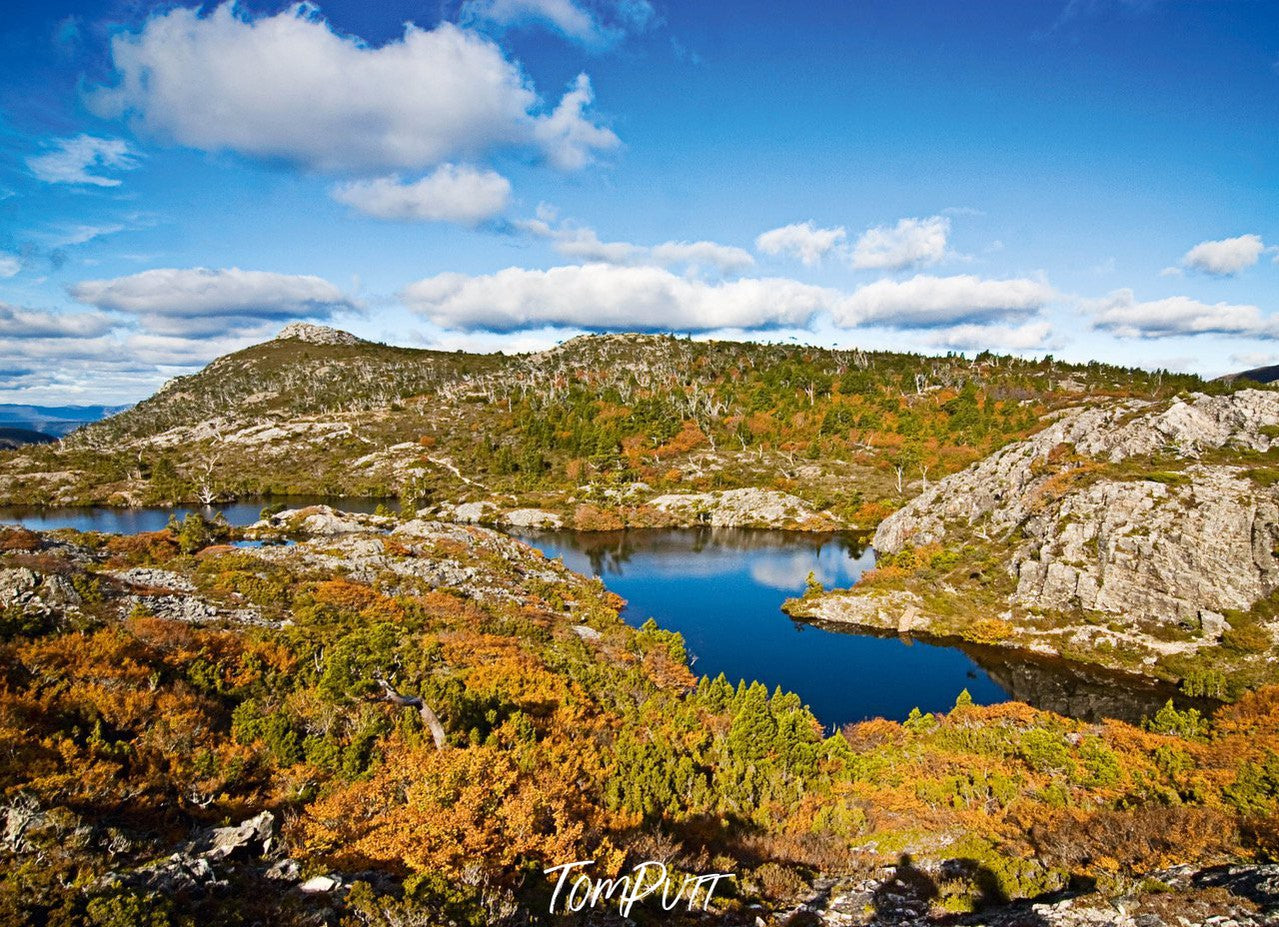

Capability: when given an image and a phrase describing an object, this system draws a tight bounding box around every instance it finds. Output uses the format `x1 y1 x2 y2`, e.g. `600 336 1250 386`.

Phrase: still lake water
0 503 1190 726
0 497 392 534
505 527 1192 727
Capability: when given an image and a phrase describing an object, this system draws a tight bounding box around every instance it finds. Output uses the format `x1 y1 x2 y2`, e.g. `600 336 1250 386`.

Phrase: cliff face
792 390 1279 687
878 390 1279 627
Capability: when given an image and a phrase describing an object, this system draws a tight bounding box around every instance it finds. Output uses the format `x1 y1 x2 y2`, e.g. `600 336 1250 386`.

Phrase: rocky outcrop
1011 465 1277 626
112 811 278 895
427 487 839 532
0 566 81 616
435 500 498 523
876 390 1279 554
791 589 927 635
648 488 840 530
500 508 563 529
874 390 1279 634
275 322 363 346
791 862 1279 926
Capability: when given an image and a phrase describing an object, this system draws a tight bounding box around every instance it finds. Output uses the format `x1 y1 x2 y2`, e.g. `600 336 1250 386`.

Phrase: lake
0 503 1192 726
0 497 393 534
505 527 1194 727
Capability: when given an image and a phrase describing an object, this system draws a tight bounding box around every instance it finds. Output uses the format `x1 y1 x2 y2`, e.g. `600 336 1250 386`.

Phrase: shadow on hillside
866 854 1054 926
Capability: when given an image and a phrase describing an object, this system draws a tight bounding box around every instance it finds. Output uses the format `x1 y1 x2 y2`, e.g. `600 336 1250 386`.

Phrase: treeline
0 333 1236 517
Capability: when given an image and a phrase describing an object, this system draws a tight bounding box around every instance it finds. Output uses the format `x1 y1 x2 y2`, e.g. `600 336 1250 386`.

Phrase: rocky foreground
789 390 1279 692
6 507 1279 925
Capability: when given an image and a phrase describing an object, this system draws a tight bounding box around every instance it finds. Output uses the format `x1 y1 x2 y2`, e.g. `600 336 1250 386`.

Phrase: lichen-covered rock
873 390 1279 634
500 508 562 529
875 390 1279 554
271 505 392 537
435 500 498 523
1012 466 1278 625
0 566 81 614
109 567 195 592
200 811 275 861
648 488 838 530
787 589 924 635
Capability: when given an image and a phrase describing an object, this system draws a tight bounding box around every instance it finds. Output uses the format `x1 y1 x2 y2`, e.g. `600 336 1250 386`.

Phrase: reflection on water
962 645 1208 724
0 497 393 534
0 504 1201 726
509 527 1199 727
508 527 1002 726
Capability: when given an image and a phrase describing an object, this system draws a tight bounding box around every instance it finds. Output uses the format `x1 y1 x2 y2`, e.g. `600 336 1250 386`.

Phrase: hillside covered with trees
1 512 1278 925
0 326 1234 532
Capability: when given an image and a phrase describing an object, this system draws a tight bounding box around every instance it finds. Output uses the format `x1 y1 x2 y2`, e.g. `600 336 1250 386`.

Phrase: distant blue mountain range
0 404 129 439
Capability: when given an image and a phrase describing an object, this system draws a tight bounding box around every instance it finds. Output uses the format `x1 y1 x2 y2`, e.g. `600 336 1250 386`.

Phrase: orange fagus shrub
296 738 610 880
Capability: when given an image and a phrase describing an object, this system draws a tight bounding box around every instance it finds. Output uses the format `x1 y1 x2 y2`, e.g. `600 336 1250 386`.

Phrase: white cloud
0 328 281 404
836 274 1054 327
850 215 950 271
402 262 1058 339
518 215 754 273
331 164 511 225
921 320 1055 352
1181 234 1265 276
649 240 756 274
69 267 356 336
1089 288 1276 338
755 222 846 266
1159 265 1183 278
0 254 20 278
518 216 641 263
89 3 618 174
1230 352 1279 370
459 0 654 48
0 304 116 339
27 135 138 187
402 263 837 331
529 73 620 170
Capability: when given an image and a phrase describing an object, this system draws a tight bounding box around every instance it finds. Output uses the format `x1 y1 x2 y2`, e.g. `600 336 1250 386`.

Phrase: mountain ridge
0 327 1248 535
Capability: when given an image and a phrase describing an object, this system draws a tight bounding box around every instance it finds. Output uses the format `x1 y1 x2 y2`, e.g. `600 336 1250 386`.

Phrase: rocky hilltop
0 326 1217 531
790 389 1279 691
274 322 366 345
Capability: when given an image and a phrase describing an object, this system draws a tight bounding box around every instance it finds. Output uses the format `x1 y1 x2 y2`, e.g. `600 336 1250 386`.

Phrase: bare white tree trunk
377 677 447 750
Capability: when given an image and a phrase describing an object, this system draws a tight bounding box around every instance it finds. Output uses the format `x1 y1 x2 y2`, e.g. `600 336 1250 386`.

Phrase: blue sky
1 0 1277 402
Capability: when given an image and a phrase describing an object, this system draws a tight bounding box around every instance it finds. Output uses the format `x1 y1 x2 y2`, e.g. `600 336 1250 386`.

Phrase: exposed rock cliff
274 322 364 345
792 389 1279 687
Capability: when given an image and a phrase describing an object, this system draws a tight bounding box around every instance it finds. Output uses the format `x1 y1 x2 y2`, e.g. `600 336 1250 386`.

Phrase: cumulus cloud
518 216 641 263
755 222 846 266
0 329 281 403
836 274 1054 327
401 262 1057 339
1231 352 1279 370
88 4 618 174
331 164 511 225
0 304 116 339
459 0 654 48
1181 234 1266 276
920 320 1056 352
402 264 837 331
1089 288 1276 338
519 214 754 274
69 267 356 336
529 73 620 170
649 241 755 274
27 135 138 187
850 215 950 270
